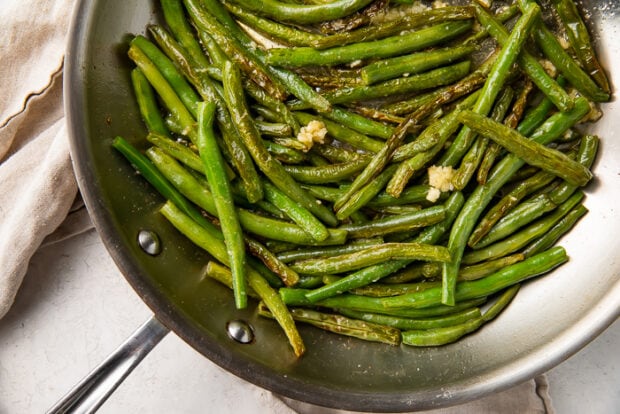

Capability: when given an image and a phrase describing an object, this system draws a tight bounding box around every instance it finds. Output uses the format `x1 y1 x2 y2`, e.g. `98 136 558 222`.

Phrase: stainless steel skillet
56 0 620 412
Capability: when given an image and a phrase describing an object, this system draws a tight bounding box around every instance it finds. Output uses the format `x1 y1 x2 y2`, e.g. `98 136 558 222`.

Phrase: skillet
59 0 620 412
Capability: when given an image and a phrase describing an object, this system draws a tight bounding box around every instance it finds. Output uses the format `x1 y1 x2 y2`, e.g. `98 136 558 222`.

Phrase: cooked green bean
468 170 557 247
291 242 451 276
401 284 519 346
320 106 394 139
517 0 609 102
245 237 299 287
441 96 591 305
283 158 369 184
339 205 446 239
262 181 329 241
462 192 583 264
523 204 588 257
205 261 258 298
258 303 401 346
131 69 170 137
439 3 540 168
146 146 347 245
361 44 476 85
322 61 472 105
128 44 197 141
222 60 338 226
388 246 567 309
161 202 305 356
184 0 288 100
311 6 474 49
340 307 482 331
160 0 212 69
266 21 473 67
552 0 610 94
276 239 383 264
227 0 375 25
473 3 574 112
197 101 247 308
222 0 323 46
458 110 593 187
452 86 514 190
148 24 264 202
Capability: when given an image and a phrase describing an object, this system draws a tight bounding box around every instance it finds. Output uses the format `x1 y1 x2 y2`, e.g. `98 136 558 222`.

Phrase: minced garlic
426 165 455 202
297 120 327 152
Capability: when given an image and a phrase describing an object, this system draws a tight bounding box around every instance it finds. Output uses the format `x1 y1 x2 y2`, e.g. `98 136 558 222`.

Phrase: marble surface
0 228 618 414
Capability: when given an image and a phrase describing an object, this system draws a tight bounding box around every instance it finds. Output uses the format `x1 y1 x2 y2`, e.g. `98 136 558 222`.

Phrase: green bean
381 58 489 116
222 0 322 46
161 202 305 356
441 96 591 305
311 142 370 164
468 170 557 247
146 146 347 245
197 101 247 308
258 303 401 346
131 69 170 137
293 112 383 153
291 242 451 276
160 0 212 69
205 261 258 298
339 205 446 239
112 136 222 237
386 246 567 309
222 60 338 226
322 61 472 105
197 0 332 112
255 121 292 137
128 45 197 140
386 91 481 197
131 35 200 119
321 107 394 139
262 181 329 241
517 0 609 102
276 238 383 264
401 284 519 346
523 204 588 257
552 0 610 94
401 316 482 346
439 3 540 169
458 110 593 187
477 80 535 185
452 86 514 190
266 21 473 67
548 135 599 205
344 280 441 298
311 6 475 49
227 0 375 25
184 0 288 100
473 193 557 249
300 243 449 303
340 307 481 331
473 3 574 112
334 104 430 213
464 3 519 44
462 192 583 264
245 237 299 287
280 288 488 319
283 158 368 184
361 44 476 85
367 185 436 208
148 25 264 202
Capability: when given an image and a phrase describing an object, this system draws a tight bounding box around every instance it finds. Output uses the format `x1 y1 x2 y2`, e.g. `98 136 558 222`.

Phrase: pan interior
65 0 620 411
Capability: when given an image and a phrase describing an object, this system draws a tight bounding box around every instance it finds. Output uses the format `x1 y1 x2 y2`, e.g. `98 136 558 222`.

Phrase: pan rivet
226 320 254 344
137 230 161 256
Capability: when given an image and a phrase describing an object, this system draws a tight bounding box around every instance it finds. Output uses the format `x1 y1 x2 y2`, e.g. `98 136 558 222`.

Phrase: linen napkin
0 0 555 412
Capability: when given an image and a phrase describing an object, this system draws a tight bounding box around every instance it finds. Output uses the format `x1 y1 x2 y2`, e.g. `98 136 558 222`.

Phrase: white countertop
0 228 618 413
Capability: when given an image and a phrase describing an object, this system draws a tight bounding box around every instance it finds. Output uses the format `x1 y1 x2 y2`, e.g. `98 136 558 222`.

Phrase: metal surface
64 0 620 412
46 316 169 414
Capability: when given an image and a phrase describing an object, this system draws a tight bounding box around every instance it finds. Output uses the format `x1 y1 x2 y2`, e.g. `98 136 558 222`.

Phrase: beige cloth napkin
0 0 555 412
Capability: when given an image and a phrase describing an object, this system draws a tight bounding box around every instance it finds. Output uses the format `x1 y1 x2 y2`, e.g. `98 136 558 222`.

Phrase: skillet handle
46 315 169 414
